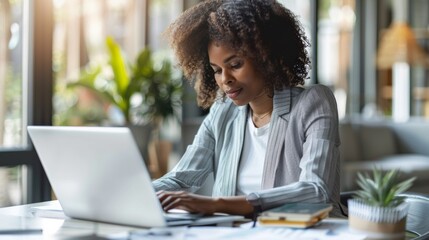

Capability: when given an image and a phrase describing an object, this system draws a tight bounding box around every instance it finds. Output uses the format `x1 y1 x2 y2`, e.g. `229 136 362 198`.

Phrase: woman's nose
221 70 233 85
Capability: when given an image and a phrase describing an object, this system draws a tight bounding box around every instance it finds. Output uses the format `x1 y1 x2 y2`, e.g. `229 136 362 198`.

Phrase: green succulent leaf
354 168 416 207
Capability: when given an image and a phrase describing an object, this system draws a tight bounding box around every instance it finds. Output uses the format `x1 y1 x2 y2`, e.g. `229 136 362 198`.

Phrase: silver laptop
27 126 243 228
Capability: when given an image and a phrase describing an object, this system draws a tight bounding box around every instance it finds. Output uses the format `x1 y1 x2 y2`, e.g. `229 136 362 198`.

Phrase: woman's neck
249 94 273 116
249 95 273 128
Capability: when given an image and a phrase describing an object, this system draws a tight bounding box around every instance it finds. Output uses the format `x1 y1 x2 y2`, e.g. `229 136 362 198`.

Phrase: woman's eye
213 68 221 74
230 61 242 69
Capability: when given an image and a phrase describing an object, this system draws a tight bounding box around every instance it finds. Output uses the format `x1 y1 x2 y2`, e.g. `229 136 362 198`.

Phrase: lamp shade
377 22 429 69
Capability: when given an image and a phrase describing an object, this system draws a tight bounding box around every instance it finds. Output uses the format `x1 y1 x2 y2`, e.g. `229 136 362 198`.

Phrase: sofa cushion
391 122 429 155
339 122 362 163
358 124 397 161
342 154 429 191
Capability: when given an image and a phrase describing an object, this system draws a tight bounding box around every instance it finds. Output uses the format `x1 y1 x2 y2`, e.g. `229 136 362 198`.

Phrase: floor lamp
377 22 429 122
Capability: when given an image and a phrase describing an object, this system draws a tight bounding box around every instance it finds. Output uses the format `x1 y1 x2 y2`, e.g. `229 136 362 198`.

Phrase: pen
0 229 43 235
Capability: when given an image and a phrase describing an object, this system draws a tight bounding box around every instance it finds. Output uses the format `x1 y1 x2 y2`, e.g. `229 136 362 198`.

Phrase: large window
1 0 26 148
0 0 28 207
0 0 51 207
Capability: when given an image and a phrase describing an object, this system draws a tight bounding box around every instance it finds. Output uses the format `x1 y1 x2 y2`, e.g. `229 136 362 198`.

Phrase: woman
153 0 343 218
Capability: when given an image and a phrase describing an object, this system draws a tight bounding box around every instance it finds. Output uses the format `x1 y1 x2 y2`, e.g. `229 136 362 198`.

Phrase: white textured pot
348 199 409 240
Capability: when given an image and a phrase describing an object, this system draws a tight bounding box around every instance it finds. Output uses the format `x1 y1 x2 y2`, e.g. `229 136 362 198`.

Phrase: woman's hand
157 190 218 215
156 190 255 216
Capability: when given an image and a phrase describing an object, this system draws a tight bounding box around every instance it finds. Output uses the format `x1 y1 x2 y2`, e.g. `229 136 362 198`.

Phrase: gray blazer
153 84 343 217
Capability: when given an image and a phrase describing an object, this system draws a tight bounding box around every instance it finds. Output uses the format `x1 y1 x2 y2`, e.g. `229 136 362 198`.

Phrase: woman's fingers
157 191 191 211
164 196 193 212
156 191 216 214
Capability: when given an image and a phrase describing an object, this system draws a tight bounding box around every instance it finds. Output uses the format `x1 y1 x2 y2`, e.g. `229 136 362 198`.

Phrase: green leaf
67 65 102 88
66 37 181 126
106 37 130 102
354 168 416 207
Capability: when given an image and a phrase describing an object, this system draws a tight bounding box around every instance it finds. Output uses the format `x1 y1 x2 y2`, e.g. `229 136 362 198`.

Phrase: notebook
27 126 243 228
258 203 333 228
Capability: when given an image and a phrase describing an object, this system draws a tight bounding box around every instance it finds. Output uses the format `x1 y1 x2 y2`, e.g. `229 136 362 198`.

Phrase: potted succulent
68 37 182 177
348 168 416 240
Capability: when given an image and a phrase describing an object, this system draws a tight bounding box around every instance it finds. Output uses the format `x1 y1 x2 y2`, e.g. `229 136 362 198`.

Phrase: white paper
122 223 366 240
29 202 67 219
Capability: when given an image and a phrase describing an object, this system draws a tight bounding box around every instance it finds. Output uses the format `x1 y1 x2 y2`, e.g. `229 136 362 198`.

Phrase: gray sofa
339 118 429 193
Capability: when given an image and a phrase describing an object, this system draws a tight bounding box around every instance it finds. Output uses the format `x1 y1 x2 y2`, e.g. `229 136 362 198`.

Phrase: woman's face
208 42 267 106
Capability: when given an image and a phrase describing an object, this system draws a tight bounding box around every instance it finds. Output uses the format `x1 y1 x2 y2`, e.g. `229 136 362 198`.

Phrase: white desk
0 201 147 239
0 201 364 240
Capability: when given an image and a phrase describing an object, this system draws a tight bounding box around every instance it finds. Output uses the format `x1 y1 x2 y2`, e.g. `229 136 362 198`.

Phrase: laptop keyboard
164 212 204 222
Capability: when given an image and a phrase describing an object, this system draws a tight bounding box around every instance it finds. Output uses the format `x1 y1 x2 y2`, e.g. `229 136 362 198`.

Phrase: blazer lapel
261 88 292 189
213 105 248 197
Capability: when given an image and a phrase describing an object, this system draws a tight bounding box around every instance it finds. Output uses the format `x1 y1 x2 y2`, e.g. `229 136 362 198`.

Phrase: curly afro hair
165 0 311 109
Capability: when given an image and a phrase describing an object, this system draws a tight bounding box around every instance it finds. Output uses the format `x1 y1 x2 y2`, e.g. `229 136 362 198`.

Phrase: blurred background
1 0 429 207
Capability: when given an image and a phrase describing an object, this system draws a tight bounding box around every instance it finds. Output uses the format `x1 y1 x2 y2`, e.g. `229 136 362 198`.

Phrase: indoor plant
68 37 182 177
348 168 416 240
68 37 181 125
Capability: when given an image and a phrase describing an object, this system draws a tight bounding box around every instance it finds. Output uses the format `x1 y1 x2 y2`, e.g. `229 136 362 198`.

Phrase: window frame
0 0 52 204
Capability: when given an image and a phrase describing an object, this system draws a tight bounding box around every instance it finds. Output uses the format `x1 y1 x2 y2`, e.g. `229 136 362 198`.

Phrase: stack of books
258 203 333 228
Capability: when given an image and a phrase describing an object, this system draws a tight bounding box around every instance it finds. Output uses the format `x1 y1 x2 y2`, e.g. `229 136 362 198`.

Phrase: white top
236 113 270 195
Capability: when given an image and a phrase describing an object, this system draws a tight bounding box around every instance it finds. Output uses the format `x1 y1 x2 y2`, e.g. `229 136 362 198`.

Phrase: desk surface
0 201 362 240
0 201 149 239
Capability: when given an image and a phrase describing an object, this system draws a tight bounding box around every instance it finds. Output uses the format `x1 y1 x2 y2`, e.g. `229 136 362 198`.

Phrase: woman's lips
226 88 242 99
